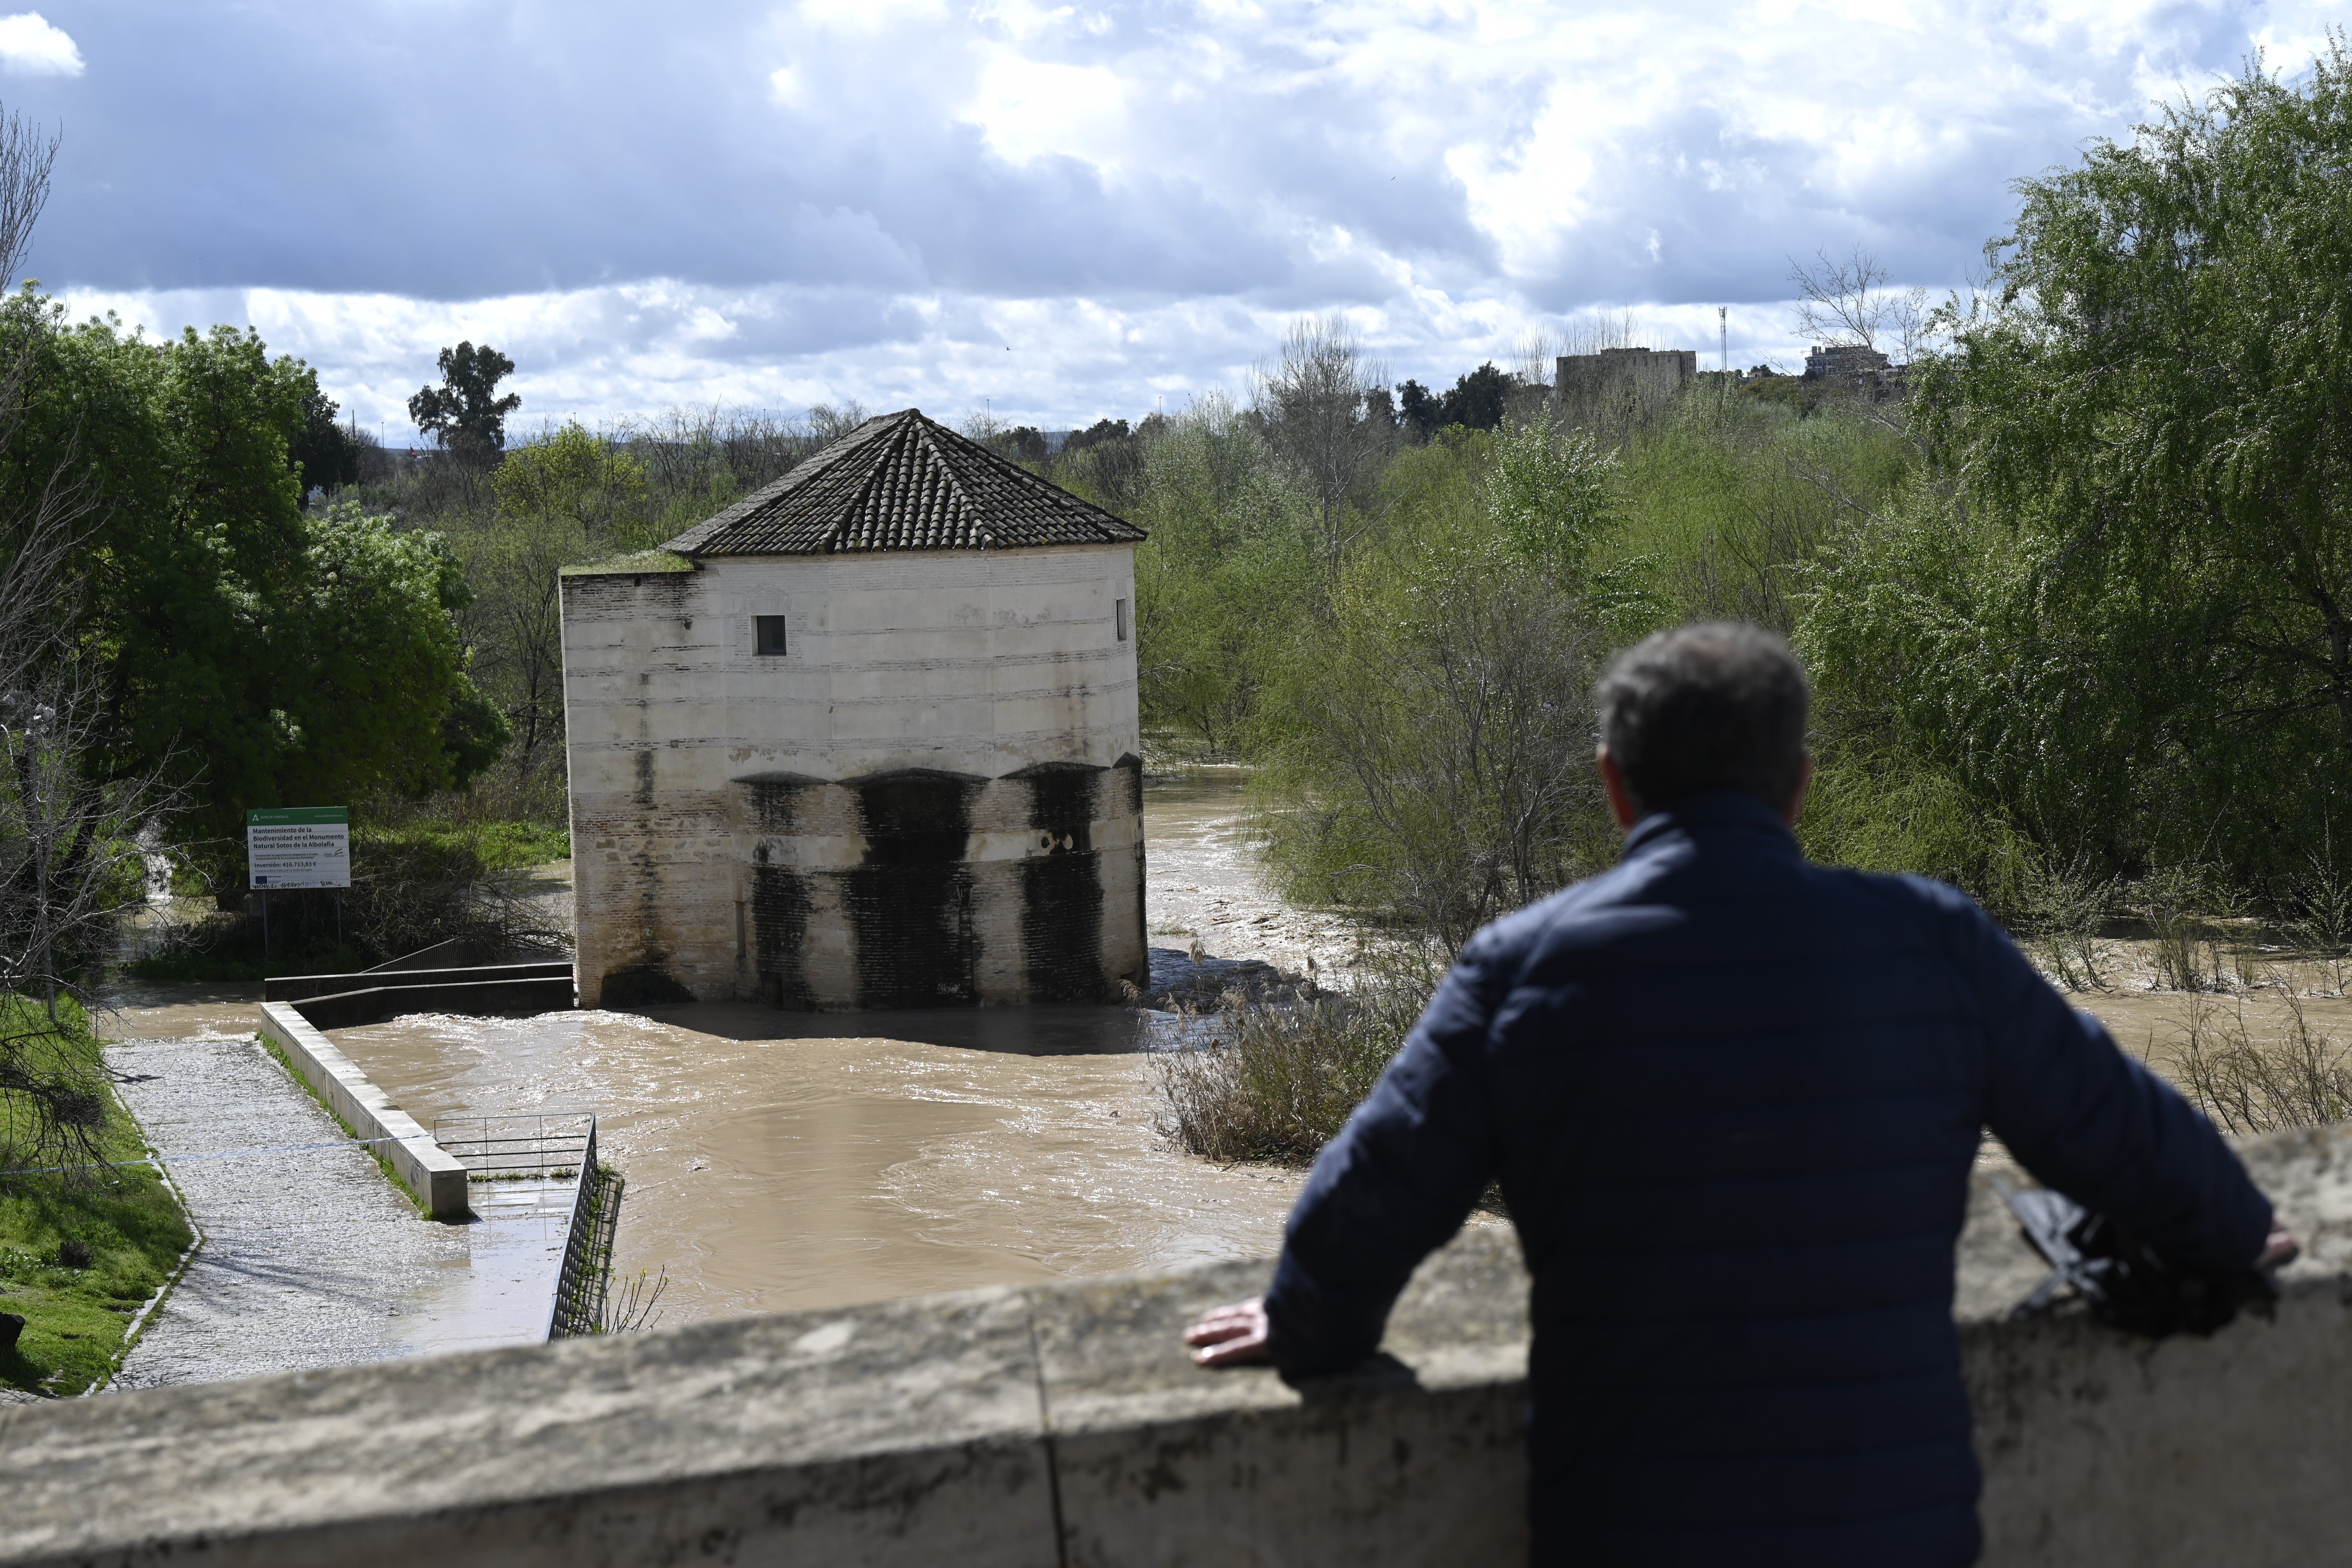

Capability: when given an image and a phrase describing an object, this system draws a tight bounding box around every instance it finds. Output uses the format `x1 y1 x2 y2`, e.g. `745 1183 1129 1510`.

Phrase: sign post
247 807 351 973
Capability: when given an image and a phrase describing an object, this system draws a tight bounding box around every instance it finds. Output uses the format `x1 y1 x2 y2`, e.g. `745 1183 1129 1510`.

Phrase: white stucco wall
560 545 1144 1008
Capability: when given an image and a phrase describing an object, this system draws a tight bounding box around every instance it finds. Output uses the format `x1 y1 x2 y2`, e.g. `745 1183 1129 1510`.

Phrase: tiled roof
662 409 1146 557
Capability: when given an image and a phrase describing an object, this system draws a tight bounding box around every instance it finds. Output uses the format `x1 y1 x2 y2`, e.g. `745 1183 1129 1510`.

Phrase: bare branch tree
1556 309 1646 360
805 399 871 444
0 107 54 297
1790 246 1933 363
1255 314 1392 572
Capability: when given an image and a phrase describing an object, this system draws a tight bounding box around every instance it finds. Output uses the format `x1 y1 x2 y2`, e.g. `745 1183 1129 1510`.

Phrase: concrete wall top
255 1002 469 1220
3 1125 2347 1567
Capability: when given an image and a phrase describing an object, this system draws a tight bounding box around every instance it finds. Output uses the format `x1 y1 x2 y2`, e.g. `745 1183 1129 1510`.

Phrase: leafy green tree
0 303 501 875
409 341 522 455
491 420 648 533
1255 458 1613 952
1439 363 1511 431
1823 45 2352 889
288 385 360 496
1486 410 1618 583
461 422 651 773
1128 395 1320 753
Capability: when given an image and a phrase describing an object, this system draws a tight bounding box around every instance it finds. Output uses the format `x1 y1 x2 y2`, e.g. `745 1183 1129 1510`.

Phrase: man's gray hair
1594 623 1810 812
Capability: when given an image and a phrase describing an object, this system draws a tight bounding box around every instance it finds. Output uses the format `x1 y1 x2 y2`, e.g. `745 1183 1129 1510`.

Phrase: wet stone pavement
105 1035 565 1389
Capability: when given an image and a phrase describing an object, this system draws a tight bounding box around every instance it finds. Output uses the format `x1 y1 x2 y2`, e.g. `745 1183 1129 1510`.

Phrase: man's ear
1597 745 1640 830
1783 754 1816 827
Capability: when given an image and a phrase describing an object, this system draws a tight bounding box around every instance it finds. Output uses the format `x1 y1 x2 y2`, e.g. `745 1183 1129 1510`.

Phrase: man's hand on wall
1184 1298 1271 1366
2258 1221 2300 1271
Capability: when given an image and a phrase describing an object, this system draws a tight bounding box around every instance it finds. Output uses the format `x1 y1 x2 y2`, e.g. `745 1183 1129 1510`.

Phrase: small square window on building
755 615 789 656
1114 597 1129 642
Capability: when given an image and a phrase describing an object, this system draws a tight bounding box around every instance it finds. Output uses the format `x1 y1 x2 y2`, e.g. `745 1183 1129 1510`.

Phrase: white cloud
0 12 80 76
966 49 1130 167
19 0 2347 430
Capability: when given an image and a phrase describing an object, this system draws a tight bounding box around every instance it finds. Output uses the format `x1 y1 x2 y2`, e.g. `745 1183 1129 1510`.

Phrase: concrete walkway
104 1034 568 1390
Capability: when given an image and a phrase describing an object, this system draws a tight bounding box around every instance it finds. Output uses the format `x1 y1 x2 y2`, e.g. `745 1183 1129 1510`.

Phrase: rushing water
315 774 1320 1325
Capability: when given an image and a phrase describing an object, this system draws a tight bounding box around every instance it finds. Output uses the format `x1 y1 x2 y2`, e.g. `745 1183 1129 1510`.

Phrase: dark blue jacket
1264 792 2272 1567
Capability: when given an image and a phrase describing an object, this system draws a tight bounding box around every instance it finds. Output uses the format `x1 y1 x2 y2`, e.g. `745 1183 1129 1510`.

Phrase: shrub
1152 964 1435 1166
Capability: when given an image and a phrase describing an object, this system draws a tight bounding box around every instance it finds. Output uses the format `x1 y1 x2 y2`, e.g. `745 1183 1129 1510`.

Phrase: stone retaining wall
0 1125 2344 1566
286 976 575 1031
263 961 572 1005
253 1001 470 1219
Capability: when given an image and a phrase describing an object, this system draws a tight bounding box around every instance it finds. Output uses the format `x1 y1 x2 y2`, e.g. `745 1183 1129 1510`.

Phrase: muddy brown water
93 773 2352 1326
98 776 1326 1326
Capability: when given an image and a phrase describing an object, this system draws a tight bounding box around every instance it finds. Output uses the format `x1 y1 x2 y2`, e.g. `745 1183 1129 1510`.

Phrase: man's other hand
2258 1220 2300 1270
1184 1298 1271 1366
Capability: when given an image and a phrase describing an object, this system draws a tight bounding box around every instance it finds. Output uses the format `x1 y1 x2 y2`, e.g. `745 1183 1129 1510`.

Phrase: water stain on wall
847 769 985 1007
738 774 822 1009
1115 753 1146 983
1013 762 1106 1002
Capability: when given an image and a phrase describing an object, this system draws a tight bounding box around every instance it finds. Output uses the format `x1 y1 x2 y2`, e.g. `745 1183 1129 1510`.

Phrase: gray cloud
22 0 2337 428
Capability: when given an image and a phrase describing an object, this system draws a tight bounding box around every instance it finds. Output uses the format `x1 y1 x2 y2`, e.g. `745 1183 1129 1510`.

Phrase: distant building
1803 344 1893 381
1554 347 1697 430
559 409 1149 1010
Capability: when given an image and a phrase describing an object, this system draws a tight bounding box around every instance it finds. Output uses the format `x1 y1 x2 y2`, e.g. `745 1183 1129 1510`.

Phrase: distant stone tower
1554 347 1697 432
559 410 1149 1010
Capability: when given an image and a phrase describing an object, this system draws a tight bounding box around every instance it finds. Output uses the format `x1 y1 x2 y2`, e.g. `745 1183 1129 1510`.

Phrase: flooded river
96 771 2352 1329
105 774 1327 1327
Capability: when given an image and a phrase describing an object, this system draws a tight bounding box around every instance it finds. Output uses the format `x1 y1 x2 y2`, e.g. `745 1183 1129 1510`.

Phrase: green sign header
246 806 349 827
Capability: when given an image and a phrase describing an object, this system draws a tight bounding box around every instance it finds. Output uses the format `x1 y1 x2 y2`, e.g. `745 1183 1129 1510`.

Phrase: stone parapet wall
3 1126 2344 1566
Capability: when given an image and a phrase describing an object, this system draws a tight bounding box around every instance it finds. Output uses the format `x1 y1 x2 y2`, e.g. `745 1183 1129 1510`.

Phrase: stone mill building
558 409 1149 1010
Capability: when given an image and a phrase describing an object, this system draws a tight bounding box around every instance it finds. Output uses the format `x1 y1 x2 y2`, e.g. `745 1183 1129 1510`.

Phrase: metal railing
427 1111 618 1339
547 1119 621 1340
433 1112 596 1180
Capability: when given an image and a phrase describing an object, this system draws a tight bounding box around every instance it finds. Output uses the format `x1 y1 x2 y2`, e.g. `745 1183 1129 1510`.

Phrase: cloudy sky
0 0 2337 436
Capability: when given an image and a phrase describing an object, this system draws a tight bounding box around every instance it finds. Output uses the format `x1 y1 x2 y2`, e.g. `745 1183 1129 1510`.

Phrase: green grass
0 997 195 1396
464 820 570 869
559 548 696 575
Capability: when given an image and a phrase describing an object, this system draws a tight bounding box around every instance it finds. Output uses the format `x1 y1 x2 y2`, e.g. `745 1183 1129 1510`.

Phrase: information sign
247 806 351 889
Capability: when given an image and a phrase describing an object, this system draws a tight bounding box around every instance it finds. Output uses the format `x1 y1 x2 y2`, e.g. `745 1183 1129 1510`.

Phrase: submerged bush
1153 965 1435 1166
2158 995 2352 1135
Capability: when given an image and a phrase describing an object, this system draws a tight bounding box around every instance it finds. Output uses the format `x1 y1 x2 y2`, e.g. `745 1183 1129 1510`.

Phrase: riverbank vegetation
1121 53 2352 971
0 996 194 1396
1144 51 2352 1162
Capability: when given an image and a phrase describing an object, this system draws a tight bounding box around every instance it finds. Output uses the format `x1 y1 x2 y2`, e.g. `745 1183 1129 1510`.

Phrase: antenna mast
1719 307 1729 376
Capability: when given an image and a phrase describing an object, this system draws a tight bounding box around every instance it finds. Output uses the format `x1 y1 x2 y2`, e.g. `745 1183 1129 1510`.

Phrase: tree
806 400 869 443
1809 42 2352 891
409 341 522 455
0 305 503 878
289 385 360 496
1438 363 1512 431
1396 379 1442 440
1258 531 1609 953
1129 394 1320 752
1256 315 1392 571
995 425 1048 464
1790 246 1930 364
471 423 650 773
1486 410 1621 592
491 421 647 534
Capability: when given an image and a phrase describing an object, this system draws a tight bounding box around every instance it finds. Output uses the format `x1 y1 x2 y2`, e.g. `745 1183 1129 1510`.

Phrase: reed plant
2161 994 2352 1135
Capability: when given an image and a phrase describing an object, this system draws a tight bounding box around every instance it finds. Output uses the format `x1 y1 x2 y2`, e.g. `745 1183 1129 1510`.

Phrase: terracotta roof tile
662 409 1146 557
